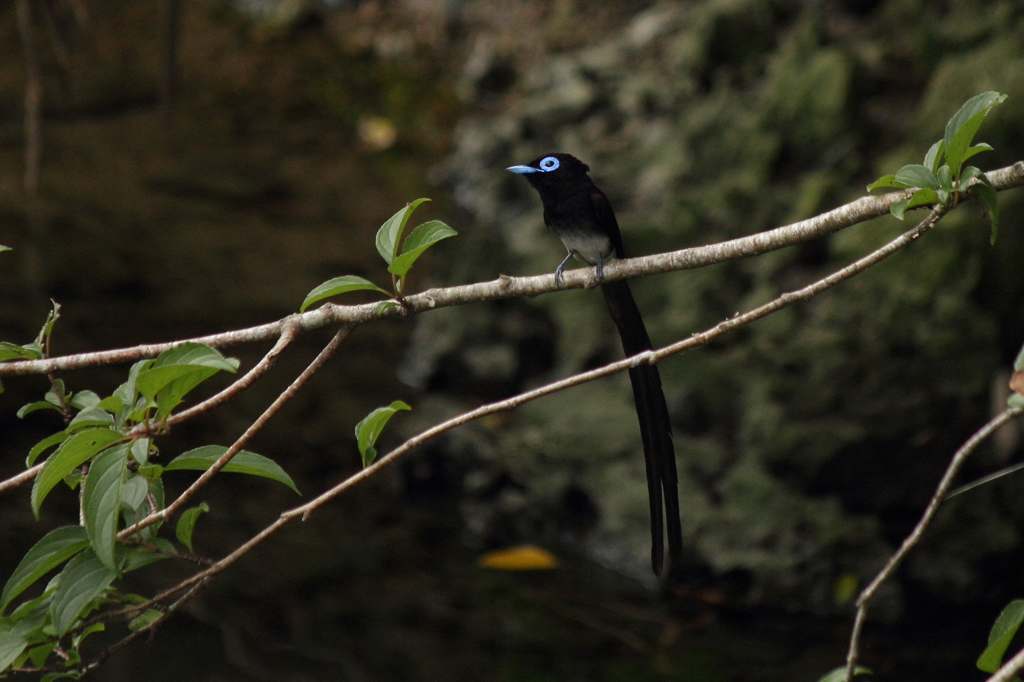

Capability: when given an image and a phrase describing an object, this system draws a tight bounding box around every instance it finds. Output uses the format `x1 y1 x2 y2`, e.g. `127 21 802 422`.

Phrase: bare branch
0 462 43 495
844 406 1024 682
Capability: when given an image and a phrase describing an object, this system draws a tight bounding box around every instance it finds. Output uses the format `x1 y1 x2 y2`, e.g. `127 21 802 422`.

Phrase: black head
506 153 593 193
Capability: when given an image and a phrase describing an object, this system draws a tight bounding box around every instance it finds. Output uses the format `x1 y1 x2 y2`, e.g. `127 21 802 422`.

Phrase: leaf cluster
299 198 456 313
0 337 297 676
868 91 1006 243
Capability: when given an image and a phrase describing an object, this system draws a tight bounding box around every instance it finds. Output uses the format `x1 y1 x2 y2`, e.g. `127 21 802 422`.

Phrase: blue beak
506 164 538 174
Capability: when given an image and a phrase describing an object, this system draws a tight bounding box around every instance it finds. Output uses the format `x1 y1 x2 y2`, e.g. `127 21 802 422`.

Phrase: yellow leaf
477 545 559 570
833 572 860 606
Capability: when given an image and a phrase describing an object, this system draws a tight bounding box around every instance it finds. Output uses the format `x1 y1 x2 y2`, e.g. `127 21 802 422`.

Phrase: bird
507 153 682 576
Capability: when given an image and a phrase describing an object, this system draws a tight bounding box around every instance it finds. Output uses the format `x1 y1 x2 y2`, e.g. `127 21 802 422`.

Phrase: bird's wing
590 186 626 259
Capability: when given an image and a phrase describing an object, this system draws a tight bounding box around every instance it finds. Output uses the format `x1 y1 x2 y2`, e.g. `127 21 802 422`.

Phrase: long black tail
601 279 682 576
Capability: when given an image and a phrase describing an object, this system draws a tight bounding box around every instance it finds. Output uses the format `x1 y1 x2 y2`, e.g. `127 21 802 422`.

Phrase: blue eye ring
539 156 560 172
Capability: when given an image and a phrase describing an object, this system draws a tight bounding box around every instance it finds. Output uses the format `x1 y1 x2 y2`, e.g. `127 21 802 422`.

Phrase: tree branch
844 406 1024 682
3 160 1022 379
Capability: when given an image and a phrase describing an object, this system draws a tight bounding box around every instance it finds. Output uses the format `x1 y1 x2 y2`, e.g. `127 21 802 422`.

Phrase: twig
77 578 210 676
117 325 351 539
129 315 302 435
0 462 43 495
844 406 1024 682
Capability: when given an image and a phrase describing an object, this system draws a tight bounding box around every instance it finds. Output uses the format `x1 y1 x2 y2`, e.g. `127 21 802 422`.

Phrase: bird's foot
554 251 574 287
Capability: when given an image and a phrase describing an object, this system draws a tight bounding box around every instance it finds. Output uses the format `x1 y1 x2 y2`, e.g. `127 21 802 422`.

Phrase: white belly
558 231 614 265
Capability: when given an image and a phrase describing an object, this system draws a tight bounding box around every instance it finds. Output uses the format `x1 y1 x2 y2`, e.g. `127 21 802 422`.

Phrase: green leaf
28 640 55 668
64 469 84 490
944 91 1007 177
24 437 59 463
0 342 42 363
978 600 1024 672
83 443 131 571
137 366 216 417
969 179 999 244
122 545 171 572
355 401 411 467
816 666 872 682
889 199 910 220
893 164 940 190
130 437 151 465
49 549 116 636
960 165 984 187
33 300 61 351
375 198 430 264
121 474 149 512
139 477 165 541
175 502 210 552
128 608 163 631
865 174 907 192
68 406 116 430
299 275 390 312
138 344 238 390
16 400 61 419
923 139 945 173
387 220 458 277
0 244 10 253
71 621 104 649
151 342 239 371
374 300 399 317
165 445 299 494
0 527 89 614
0 624 29 674
961 142 994 167
68 391 101 410
32 429 124 517
935 164 953 191
113 360 150 412
136 344 239 418
890 186 940 220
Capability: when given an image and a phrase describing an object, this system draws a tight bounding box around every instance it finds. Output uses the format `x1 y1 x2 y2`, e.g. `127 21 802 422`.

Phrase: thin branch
76 578 210 676
118 325 352 539
0 462 43 495
3 160 1022 379
844 406 1024 682
129 315 302 435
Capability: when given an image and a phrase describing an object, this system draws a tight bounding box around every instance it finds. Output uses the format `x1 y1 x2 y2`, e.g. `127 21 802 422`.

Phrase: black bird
507 153 682 575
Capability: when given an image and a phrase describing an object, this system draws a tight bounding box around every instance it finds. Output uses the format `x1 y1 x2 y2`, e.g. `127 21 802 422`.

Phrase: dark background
2 1 1024 680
